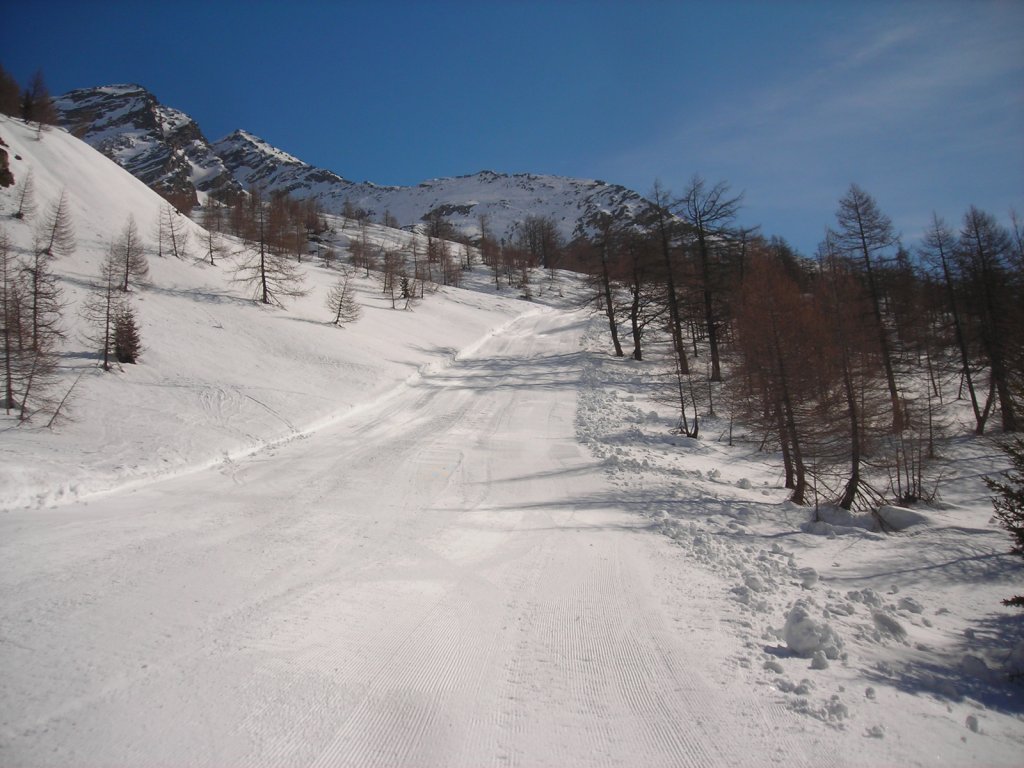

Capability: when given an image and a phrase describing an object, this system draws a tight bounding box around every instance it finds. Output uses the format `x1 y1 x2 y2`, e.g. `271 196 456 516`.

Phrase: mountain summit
55 84 242 208
56 85 649 243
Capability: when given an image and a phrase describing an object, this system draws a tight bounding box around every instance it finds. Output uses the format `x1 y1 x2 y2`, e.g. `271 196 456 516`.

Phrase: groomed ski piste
1 115 1022 766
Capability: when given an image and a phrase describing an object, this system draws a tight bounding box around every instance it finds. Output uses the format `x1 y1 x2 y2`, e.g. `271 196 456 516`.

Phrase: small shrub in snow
984 438 1024 607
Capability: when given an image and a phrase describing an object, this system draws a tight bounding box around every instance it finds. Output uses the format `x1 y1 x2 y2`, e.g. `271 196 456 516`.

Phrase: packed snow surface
2 117 1023 766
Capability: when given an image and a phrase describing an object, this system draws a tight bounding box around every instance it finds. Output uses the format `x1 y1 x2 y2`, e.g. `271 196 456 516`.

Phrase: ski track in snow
0 307 837 767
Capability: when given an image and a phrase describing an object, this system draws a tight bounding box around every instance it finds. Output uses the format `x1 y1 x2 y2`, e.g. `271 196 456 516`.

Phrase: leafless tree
80 252 124 371
326 267 361 326
112 215 149 291
678 175 742 382
0 64 20 117
36 189 76 258
23 235 66 351
830 184 903 432
157 203 191 260
233 190 307 307
958 206 1020 432
12 169 37 221
919 213 992 434
1 226 21 412
21 69 59 130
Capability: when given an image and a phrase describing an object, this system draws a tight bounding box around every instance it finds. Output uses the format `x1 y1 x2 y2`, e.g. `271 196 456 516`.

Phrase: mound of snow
783 600 844 659
877 505 932 531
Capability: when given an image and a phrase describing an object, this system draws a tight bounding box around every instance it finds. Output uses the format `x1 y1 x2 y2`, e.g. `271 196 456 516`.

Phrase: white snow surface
2 116 1023 767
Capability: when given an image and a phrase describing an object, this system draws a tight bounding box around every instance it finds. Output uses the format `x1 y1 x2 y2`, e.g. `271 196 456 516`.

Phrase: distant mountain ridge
56 84 650 243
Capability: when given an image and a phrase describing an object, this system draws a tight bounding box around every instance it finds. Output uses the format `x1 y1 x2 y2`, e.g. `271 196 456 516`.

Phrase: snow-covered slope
55 84 242 206
0 114 527 510
57 85 651 243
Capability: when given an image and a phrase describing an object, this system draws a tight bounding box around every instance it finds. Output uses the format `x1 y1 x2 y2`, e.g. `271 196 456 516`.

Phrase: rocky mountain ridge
54 84 242 208
56 84 650 243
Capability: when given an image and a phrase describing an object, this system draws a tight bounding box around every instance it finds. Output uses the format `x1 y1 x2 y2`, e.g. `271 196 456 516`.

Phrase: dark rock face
55 85 242 208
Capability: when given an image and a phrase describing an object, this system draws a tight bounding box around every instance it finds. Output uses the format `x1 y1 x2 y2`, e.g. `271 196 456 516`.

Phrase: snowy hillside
0 114 527 509
57 85 650 243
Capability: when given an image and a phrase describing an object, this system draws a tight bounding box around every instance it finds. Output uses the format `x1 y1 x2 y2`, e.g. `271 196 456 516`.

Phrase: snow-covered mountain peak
56 83 652 243
215 129 308 168
55 84 241 207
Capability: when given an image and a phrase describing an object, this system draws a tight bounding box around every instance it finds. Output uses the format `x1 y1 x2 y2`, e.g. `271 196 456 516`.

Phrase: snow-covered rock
877 505 932 531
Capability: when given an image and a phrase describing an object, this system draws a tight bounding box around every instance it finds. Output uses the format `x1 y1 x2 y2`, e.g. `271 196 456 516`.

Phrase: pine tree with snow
986 438 1024 607
114 304 142 364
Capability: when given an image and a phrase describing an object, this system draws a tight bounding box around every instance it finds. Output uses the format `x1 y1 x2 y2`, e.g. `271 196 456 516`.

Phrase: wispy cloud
607 3 1024 253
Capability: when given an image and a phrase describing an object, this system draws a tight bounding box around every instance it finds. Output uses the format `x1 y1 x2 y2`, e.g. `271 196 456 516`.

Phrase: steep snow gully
1 308 834 767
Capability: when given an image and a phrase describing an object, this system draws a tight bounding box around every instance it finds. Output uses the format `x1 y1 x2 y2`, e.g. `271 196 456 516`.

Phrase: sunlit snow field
1 115 1022 766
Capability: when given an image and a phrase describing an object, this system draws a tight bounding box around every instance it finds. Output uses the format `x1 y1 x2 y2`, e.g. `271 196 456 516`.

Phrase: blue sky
3 0 1021 256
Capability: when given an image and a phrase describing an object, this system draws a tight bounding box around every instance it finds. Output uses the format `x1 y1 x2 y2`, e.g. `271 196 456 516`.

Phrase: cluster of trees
2 185 78 420
0 65 59 129
576 177 1022 513
203 188 363 325
475 213 565 298
3 170 158 423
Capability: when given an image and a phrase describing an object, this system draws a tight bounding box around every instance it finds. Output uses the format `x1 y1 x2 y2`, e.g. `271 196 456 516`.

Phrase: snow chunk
871 610 908 642
897 596 924 614
783 600 843 659
798 567 819 589
877 505 932 531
